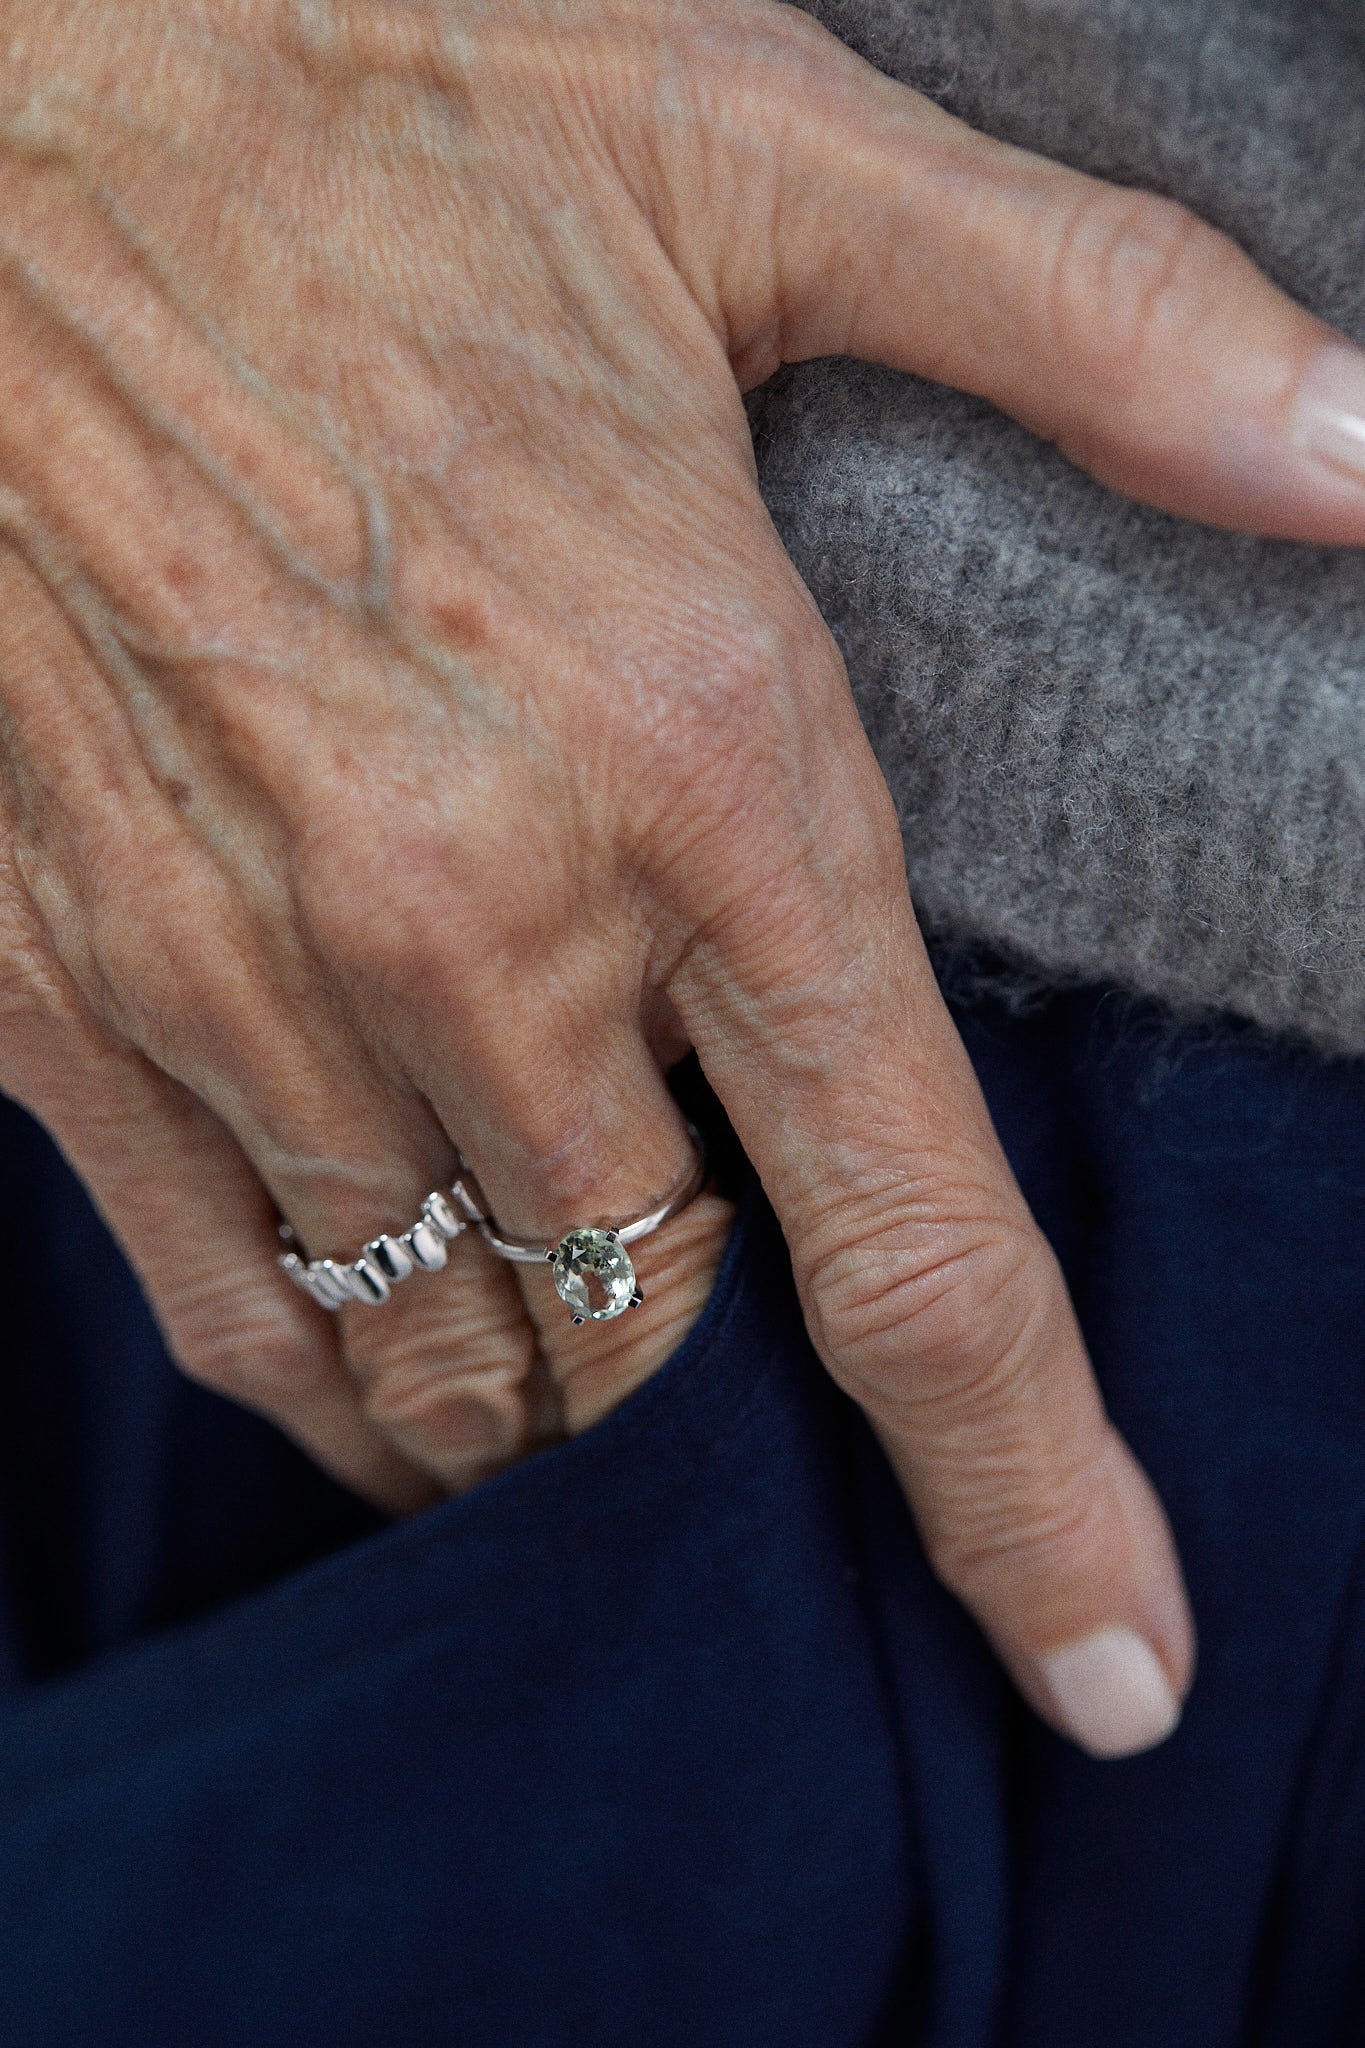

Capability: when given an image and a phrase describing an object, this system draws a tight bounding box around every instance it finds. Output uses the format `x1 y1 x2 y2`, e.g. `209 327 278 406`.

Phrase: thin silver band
477 1124 707 1263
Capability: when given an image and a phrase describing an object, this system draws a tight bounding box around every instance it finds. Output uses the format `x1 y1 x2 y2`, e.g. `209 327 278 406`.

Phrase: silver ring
278 1174 487 1311
477 1123 707 1325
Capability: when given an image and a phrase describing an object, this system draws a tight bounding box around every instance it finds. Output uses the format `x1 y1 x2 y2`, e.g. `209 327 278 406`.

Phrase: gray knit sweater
752 0 1365 1053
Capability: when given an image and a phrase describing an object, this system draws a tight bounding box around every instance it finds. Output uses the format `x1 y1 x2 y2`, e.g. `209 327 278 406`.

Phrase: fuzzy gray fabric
751 0 1365 1052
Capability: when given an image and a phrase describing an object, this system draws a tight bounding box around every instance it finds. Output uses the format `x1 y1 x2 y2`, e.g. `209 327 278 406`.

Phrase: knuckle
642 605 795 780
293 815 535 1009
473 1104 635 1229
804 1169 1055 1409
361 1352 530 1468
172 1282 333 1405
693 621 788 727
319 883 462 1002
345 1277 537 1408
292 823 432 981
1044 186 1235 400
350 1307 532 1398
673 2 859 129
643 628 897 935
511 1127 610 1219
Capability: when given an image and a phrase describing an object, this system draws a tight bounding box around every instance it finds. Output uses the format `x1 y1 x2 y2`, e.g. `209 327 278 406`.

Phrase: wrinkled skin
1 0 1362 1752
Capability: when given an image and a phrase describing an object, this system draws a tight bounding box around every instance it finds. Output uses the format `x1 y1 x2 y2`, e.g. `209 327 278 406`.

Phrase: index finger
666 608 1193 1761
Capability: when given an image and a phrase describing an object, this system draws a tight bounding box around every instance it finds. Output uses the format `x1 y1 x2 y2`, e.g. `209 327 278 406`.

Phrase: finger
0 1021 434 1515
18 913 558 1501
666 580 1193 1760
181 1030 553 1499
401 979 734 1434
665 11 1365 545
510 1188 735 1435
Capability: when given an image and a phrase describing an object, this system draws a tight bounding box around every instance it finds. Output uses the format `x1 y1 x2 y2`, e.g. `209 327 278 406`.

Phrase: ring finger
244 1069 556 1497
400 980 736 1436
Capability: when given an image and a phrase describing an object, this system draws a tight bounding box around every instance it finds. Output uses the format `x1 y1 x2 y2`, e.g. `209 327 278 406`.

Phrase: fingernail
1036 1626 1181 1759
1290 343 1365 481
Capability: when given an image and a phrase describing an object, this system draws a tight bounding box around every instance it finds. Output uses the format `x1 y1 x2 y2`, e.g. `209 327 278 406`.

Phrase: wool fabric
753 0 1365 1053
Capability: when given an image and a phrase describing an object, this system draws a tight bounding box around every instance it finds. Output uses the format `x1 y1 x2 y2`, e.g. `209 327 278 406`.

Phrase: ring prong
572 1314 585 1326
629 1290 644 1308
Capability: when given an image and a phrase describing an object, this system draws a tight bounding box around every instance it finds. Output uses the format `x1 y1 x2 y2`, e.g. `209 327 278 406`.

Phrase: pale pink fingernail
1290 343 1365 481
1036 1626 1182 1759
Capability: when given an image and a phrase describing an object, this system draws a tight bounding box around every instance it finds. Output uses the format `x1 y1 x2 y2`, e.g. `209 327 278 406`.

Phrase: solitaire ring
279 1174 487 1310
477 1123 708 1325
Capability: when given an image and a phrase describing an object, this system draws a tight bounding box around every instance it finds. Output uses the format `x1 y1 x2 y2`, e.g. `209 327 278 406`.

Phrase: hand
1 0 1362 1758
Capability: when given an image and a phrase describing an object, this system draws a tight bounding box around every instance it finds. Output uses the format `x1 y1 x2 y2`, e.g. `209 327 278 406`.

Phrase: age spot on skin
427 590 494 654
159 551 200 600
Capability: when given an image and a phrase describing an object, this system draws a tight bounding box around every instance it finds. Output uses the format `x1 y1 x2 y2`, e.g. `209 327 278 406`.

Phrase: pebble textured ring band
478 1124 708 1325
278 1176 488 1310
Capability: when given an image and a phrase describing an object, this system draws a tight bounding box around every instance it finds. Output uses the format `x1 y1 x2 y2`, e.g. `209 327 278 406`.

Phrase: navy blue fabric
1 981 1364 2045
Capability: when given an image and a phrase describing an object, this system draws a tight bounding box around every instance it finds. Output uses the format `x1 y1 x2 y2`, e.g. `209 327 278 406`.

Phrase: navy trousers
2 970 1364 2047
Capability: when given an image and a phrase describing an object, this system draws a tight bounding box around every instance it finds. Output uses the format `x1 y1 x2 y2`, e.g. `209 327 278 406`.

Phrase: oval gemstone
550 1228 636 1322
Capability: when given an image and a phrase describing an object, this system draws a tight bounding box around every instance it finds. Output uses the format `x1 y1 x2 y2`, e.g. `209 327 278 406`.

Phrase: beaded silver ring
278 1175 487 1310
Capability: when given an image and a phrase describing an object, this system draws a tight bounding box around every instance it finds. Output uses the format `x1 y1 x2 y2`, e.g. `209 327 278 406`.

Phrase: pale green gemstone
551 1227 637 1322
